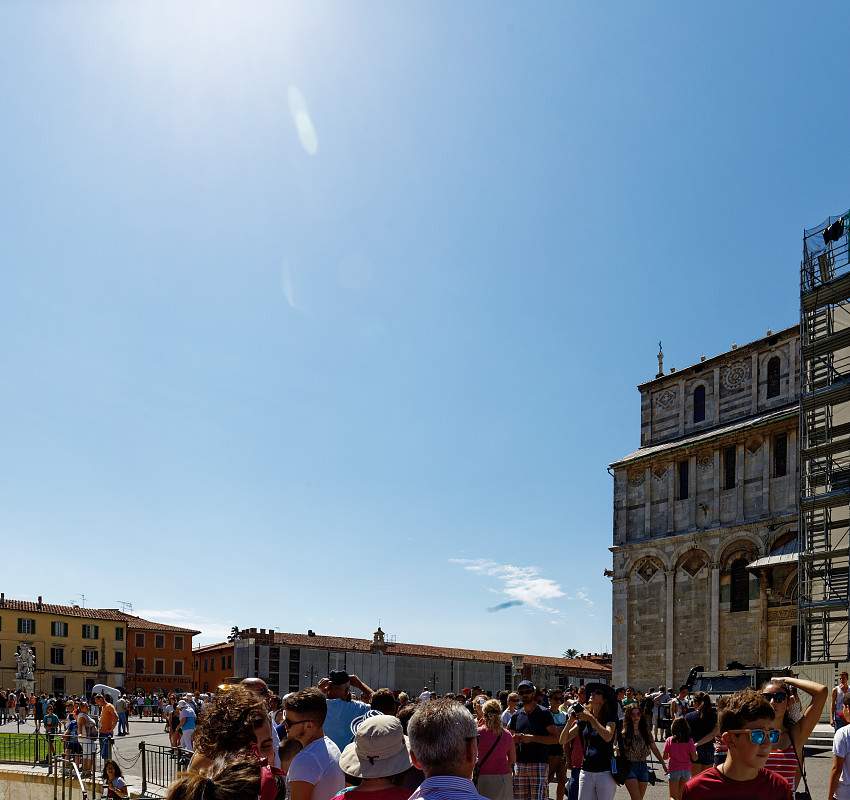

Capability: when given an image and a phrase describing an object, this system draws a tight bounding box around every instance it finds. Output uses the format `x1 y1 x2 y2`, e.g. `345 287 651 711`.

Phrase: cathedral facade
610 326 800 688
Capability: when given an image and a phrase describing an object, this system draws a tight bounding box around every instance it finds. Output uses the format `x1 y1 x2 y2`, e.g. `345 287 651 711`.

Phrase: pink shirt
663 737 696 772
476 728 513 775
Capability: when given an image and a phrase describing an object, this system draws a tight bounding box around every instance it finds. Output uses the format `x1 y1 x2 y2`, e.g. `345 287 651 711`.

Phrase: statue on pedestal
15 643 35 694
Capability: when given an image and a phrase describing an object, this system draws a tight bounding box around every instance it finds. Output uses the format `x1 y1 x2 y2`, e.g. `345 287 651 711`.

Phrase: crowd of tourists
146 669 839 800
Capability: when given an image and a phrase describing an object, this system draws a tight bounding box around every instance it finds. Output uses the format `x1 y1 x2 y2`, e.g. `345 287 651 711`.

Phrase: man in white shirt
828 706 850 800
284 688 344 800
501 692 519 726
834 672 850 730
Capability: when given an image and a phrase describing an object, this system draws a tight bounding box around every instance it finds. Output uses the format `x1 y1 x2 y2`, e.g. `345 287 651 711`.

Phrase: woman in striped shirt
758 675 827 789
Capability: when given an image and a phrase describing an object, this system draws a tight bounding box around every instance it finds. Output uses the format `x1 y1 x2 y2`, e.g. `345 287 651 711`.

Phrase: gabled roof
229 631 609 674
0 597 128 621
0 595 200 634
119 613 201 635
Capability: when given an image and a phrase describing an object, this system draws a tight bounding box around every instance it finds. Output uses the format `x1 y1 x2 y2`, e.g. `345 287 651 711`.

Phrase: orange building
123 614 200 693
192 642 234 692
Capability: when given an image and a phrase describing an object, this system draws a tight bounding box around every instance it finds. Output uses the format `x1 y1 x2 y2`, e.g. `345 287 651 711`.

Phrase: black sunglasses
762 691 788 703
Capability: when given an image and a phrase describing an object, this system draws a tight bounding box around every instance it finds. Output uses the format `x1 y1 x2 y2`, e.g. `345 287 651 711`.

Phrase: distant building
123 615 200 694
193 626 610 695
192 641 234 693
0 593 200 695
609 327 800 689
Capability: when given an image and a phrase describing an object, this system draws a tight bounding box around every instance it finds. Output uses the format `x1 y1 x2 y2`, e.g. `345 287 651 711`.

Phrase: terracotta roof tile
265 632 610 674
0 596 200 635
119 614 201 635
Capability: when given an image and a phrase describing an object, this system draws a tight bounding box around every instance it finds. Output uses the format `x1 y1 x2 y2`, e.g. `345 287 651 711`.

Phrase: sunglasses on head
761 691 788 703
729 728 781 745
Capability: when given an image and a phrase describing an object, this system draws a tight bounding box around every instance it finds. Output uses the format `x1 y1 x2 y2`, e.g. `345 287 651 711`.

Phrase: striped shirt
407 775 487 800
764 745 799 788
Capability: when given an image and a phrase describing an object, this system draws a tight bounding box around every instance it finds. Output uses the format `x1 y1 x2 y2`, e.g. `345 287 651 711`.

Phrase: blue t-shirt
323 699 371 750
179 707 196 731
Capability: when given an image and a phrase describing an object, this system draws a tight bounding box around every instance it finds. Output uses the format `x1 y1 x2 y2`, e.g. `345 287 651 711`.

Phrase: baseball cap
329 670 351 686
517 680 535 692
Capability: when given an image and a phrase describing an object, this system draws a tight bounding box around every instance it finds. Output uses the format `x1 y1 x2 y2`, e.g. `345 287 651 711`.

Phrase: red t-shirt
681 766 792 800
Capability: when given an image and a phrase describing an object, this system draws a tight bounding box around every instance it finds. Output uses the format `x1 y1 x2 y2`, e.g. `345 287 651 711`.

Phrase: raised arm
780 675 828 748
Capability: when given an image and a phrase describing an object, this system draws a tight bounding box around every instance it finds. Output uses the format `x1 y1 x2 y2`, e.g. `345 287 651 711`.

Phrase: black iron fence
138 741 191 797
0 731 65 765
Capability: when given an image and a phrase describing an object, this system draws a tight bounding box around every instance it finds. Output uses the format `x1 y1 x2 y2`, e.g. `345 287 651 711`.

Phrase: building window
288 648 301 693
135 633 145 648
174 635 184 650
227 655 232 669
204 658 208 672
82 649 99 667
730 558 750 612
693 386 706 423
135 658 144 674
774 433 788 477
767 356 781 399
678 460 689 500
50 647 65 665
51 622 68 637
114 651 124 668
82 624 99 640
174 660 184 676
53 677 65 695
155 635 165 649
17 618 36 635
221 655 226 669
724 446 737 490
115 627 124 641
155 659 165 675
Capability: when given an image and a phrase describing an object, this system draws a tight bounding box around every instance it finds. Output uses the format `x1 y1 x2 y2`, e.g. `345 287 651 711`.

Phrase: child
663 717 697 800
682 688 791 800
102 759 129 799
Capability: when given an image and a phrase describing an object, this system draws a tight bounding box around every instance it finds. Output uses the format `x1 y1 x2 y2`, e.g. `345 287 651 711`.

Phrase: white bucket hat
339 715 411 779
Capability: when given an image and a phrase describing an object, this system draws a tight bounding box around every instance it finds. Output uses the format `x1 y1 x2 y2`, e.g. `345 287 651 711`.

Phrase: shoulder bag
791 743 812 800
611 727 630 785
472 732 503 787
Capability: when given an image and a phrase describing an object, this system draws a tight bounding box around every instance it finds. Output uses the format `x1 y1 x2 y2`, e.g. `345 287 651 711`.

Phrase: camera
569 702 584 716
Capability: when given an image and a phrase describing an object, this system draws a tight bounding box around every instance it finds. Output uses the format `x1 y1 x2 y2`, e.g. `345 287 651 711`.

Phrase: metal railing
0 731 64 765
138 741 191 797
52 754 89 800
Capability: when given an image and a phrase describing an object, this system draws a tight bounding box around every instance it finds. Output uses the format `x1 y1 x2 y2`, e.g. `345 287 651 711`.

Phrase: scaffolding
799 210 850 662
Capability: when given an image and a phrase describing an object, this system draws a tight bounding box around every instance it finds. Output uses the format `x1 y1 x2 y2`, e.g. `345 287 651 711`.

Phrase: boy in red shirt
682 688 791 800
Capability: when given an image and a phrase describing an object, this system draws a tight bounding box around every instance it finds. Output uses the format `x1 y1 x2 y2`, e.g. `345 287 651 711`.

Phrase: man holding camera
509 680 560 800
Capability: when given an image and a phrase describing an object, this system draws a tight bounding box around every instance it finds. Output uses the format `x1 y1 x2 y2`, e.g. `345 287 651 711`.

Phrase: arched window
693 385 706 423
730 558 750 612
767 356 781 399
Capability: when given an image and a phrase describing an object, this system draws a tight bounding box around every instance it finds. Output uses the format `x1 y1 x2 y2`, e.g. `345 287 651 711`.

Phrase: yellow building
0 594 127 695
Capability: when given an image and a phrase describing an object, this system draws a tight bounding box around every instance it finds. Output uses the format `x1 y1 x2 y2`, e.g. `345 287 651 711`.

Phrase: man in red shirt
682 688 791 800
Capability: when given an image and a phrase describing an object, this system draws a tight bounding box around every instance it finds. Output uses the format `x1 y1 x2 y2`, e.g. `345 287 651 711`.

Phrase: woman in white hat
331 715 413 800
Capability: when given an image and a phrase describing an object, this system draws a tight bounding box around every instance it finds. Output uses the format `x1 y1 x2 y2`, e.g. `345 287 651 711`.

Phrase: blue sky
1 2 849 655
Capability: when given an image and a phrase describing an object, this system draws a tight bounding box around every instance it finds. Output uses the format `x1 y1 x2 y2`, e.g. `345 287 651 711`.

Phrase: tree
227 626 241 643
563 648 579 659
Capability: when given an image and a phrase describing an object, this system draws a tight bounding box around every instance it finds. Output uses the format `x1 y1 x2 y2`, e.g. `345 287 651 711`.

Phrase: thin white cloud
450 559 566 614
575 589 595 608
287 86 318 156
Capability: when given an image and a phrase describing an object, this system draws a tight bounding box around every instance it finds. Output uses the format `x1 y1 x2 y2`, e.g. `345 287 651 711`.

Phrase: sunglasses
729 728 781 745
283 718 314 729
761 691 788 703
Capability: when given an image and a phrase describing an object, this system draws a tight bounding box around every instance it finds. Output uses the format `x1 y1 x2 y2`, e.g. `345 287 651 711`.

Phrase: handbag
791 743 812 800
472 732 503 786
611 729 630 786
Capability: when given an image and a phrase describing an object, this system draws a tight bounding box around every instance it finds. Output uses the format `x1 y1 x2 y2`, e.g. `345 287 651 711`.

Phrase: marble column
667 463 676 533
713 368 721 424
787 428 798 510
713 449 721 524
758 569 770 666
678 379 686 437
751 352 760 414
710 564 720 669
644 466 652 538
612 576 629 686
688 454 697 529
762 435 772 517
736 443 745 522
665 569 675 687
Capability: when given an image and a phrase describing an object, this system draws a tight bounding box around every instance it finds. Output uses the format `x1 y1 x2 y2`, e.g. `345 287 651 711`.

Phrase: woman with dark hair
759 674 827 789
620 705 665 800
560 684 618 800
166 756 261 800
683 692 716 776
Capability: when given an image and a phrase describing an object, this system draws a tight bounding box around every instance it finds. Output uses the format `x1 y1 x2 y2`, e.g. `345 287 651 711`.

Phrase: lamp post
304 665 317 688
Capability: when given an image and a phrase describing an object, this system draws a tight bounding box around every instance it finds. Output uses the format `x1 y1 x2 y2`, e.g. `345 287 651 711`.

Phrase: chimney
700 355 706 362
731 342 738 350
37 596 43 610
269 629 275 637
307 629 316 637
0 592 4 607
